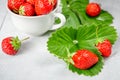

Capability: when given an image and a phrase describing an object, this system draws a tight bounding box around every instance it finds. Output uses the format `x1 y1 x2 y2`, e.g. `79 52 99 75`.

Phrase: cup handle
50 13 66 30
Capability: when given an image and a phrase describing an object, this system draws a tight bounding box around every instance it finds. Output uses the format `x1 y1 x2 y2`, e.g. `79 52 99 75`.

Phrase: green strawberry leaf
72 9 113 25
62 9 81 28
61 0 87 28
61 0 113 27
47 24 118 76
47 26 78 59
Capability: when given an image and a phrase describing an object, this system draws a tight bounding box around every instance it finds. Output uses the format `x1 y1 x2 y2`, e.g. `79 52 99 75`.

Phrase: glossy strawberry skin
96 39 112 57
86 3 101 17
35 0 57 15
26 0 35 5
72 49 98 70
8 0 25 13
1 37 18 55
19 3 35 16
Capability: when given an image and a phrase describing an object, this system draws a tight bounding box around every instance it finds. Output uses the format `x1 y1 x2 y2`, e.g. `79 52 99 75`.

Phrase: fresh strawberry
8 0 25 13
96 39 112 57
86 2 101 17
26 0 35 5
1 36 21 55
19 3 35 16
1 36 29 55
72 49 98 70
35 0 57 15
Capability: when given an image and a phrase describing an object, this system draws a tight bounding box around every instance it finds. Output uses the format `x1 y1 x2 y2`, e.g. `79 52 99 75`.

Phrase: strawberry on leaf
86 3 101 17
96 39 112 57
72 49 99 70
47 24 118 76
68 50 103 76
61 0 113 27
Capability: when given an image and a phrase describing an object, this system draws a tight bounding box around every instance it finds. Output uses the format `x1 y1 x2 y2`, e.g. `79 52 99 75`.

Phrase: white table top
0 0 120 80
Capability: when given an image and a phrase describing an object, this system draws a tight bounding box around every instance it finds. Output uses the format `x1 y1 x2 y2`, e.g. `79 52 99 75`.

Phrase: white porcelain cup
7 0 66 36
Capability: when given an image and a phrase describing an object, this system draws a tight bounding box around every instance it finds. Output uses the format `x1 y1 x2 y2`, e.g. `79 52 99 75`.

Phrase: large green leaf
61 0 81 28
62 9 81 28
61 0 113 27
73 9 113 25
47 24 118 76
47 24 117 58
47 0 117 76
47 26 77 58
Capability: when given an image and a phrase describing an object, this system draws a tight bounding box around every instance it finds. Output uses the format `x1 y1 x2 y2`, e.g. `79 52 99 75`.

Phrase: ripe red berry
1 36 29 55
8 0 25 13
19 3 35 16
96 39 112 57
26 0 35 5
72 49 98 70
86 3 101 17
1 37 21 55
35 0 57 15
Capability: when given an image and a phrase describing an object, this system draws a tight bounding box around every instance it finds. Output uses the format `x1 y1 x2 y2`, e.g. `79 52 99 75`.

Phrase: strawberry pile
8 0 57 16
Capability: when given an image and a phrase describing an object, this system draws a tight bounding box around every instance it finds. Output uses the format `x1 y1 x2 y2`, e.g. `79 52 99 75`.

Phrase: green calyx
19 6 25 15
95 38 104 46
10 36 30 51
10 36 21 51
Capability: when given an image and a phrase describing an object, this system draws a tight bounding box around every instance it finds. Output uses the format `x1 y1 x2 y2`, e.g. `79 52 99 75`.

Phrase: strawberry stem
21 37 30 42
95 25 104 44
66 48 71 58
95 25 102 44
65 48 74 65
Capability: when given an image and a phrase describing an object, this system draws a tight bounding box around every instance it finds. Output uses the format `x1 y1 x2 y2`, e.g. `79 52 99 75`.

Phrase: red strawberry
72 49 98 70
35 0 57 15
86 2 101 17
26 0 35 5
1 36 21 55
1 36 29 55
96 39 112 57
19 3 35 16
8 0 25 13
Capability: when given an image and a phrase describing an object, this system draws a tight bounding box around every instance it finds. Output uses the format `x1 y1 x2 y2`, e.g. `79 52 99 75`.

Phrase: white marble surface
0 0 7 29
0 0 120 80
